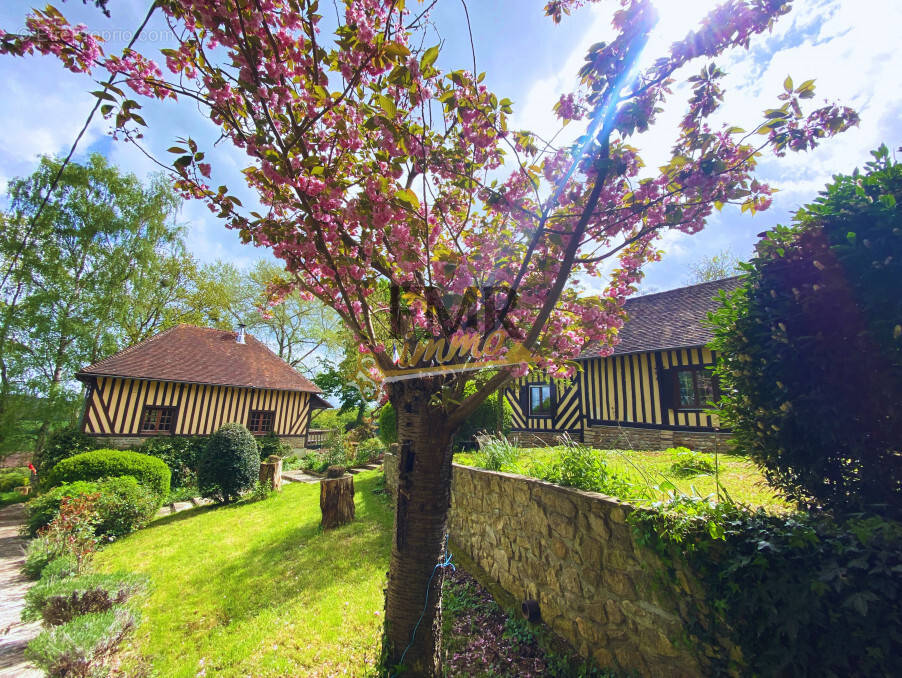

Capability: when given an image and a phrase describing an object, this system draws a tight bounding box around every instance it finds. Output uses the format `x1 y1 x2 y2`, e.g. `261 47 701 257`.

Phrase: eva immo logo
353 329 534 399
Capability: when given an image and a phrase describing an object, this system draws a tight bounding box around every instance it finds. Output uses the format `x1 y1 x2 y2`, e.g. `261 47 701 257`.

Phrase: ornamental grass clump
668 447 715 478
473 433 519 472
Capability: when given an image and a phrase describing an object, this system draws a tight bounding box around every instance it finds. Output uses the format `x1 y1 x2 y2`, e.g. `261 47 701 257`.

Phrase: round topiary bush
46 450 170 498
197 423 259 503
710 146 902 515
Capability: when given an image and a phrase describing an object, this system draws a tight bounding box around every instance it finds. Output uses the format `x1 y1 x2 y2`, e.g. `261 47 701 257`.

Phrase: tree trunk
382 378 455 677
320 475 354 529
259 457 283 491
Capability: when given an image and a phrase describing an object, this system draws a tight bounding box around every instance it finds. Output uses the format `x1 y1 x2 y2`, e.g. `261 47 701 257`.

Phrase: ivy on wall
631 500 902 677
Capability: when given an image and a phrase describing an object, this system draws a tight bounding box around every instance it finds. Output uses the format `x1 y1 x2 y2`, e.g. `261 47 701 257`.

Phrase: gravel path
0 503 42 678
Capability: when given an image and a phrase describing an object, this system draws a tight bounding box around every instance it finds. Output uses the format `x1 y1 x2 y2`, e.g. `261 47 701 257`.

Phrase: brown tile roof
76 325 323 394
580 277 742 359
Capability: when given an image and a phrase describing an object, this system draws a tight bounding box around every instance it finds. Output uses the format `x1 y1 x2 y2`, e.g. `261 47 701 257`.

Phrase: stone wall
383 454 725 676
585 425 732 453
508 430 581 447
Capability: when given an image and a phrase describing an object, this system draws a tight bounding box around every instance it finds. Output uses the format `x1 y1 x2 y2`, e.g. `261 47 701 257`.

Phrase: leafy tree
710 146 902 515
2 1 858 673
0 155 182 452
686 248 743 284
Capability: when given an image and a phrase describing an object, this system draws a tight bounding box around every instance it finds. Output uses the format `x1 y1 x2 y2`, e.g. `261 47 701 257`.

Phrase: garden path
0 503 42 678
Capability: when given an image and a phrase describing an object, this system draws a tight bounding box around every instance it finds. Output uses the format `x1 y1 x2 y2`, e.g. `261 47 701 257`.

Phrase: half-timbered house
76 324 330 450
506 277 740 452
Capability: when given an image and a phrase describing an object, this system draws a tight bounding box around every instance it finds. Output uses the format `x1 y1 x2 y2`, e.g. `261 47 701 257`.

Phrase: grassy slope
455 448 791 511
93 472 392 678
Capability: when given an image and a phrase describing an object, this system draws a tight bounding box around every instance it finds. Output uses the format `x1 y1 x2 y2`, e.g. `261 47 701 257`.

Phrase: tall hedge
47 450 171 498
197 423 259 504
710 146 902 514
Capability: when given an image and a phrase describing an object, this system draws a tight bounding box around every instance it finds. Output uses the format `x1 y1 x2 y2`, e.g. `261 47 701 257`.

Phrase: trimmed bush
47 450 170 498
197 423 259 503
34 426 99 477
133 436 206 489
24 572 147 626
710 146 902 514
26 608 137 678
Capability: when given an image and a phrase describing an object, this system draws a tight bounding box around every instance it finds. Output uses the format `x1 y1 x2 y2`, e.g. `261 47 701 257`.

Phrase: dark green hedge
46 450 170 498
710 146 902 514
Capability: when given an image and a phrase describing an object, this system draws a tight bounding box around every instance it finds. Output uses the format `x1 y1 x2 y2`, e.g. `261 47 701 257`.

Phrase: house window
247 410 275 434
529 384 553 416
674 368 715 410
140 406 175 433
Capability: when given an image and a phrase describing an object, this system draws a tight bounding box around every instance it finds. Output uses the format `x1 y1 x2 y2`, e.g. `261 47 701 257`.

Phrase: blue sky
1 0 899 293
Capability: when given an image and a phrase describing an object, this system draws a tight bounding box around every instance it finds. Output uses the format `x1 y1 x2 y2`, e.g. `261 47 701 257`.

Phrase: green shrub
25 535 68 580
281 454 303 471
26 482 101 537
710 146 902 514
24 572 147 626
319 431 348 470
40 555 80 582
92 476 161 539
47 450 170 498
24 494 99 579
474 433 519 471
668 447 715 478
377 403 397 447
353 437 385 466
256 431 290 460
197 423 259 503
133 436 206 489
28 477 161 540
0 468 29 492
26 608 137 678
34 426 98 477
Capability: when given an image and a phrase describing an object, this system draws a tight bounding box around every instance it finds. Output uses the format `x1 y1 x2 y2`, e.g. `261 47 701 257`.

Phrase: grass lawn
93 471 392 677
455 447 791 512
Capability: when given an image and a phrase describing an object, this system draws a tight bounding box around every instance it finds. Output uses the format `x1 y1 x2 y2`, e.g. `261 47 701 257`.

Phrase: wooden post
320 473 355 529
259 455 283 492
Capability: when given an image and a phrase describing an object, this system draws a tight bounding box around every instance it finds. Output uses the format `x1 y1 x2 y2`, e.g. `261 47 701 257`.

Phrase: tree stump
259 455 283 492
320 475 355 529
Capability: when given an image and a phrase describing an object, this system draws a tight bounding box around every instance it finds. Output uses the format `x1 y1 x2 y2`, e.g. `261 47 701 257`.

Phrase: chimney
236 323 246 344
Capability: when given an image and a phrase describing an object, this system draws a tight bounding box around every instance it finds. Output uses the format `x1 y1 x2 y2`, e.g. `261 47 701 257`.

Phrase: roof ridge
625 275 742 304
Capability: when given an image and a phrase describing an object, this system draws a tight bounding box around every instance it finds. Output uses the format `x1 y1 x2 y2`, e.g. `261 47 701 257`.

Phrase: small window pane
697 371 714 406
677 371 696 408
248 410 275 434
141 407 174 432
529 385 552 416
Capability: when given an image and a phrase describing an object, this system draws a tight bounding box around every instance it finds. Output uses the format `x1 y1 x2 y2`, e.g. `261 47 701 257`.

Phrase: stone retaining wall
384 454 727 676
585 425 733 453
